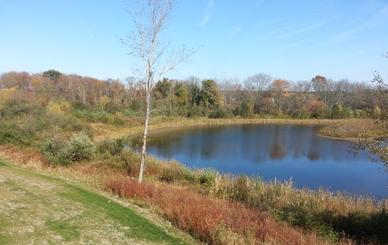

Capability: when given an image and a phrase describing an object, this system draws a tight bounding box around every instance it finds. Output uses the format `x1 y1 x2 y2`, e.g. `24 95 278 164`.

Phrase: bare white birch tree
125 0 188 183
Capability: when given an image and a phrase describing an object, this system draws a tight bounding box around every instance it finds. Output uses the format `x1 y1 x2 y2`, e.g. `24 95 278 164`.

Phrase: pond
146 124 388 199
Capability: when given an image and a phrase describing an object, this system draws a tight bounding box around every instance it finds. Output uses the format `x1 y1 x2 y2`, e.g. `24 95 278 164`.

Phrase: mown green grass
45 219 80 242
0 160 189 245
60 185 186 244
0 217 10 245
0 235 9 245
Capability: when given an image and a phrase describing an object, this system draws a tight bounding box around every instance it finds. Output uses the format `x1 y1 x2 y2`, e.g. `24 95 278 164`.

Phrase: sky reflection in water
147 125 388 199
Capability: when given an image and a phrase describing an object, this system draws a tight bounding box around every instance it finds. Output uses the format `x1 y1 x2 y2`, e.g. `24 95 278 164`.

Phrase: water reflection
147 124 388 199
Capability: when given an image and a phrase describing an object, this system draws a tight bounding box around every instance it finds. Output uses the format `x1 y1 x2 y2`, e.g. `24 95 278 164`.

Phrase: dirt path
0 161 189 245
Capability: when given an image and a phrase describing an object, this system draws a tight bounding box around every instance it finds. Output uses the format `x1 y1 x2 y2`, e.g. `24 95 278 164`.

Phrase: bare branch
123 0 190 183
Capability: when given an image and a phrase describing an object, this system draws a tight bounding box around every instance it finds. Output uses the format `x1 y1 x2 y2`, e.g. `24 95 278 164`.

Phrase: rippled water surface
147 124 388 199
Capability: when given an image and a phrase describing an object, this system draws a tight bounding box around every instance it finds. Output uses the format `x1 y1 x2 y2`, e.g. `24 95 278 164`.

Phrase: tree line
0 70 382 120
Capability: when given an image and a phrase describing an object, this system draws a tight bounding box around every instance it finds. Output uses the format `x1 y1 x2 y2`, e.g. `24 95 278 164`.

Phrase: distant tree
186 76 201 106
201 80 222 109
312 75 328 92
306 99 326 118
287 81 312 118
234 98 254 118
271 79 290 113
190 83 201 106
244 73 271 93
0 87 17 117
330 103 344 119
155 78 173 99
174 83 188 106
244 73 272 114
43 70 62 81
0 72 32 91
99 95 110 111
154 78 174 114
218 79 241 108
312 75 329 106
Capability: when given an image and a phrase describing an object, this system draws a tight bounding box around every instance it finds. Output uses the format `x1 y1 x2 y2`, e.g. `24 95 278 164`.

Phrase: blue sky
0 0 387 82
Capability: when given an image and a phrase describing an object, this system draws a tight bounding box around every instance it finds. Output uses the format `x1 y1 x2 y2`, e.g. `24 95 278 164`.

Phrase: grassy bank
319 119 388 141
0 160 191 245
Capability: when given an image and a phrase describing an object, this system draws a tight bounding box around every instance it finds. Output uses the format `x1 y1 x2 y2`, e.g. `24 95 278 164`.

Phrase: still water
147 124 388 199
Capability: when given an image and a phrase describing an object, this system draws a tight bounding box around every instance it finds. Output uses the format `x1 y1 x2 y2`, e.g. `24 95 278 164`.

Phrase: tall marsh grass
106 178 330 245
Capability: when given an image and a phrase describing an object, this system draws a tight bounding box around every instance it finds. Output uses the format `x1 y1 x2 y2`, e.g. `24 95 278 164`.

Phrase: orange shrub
106 178 330 245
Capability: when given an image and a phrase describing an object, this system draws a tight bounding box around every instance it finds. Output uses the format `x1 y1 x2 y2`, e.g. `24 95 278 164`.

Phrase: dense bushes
0 99 92 147
97 138 125 155
73 109 126 125
208 108 233 119
41 132 95 165
329 104 354 119
0 99 45 118
158 163 197 183
0 121 36 146
0 101 44 146
233 100 254 118
187 105 206 117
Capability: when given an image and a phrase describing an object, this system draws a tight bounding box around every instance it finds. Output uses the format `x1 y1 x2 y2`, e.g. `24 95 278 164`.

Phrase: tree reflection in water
147 124 388 199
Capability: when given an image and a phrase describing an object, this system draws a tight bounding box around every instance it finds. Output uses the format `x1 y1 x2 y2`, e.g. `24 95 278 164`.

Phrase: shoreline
316 132 360 142
138 118 365 143
145 117 347 135
93 117 376 143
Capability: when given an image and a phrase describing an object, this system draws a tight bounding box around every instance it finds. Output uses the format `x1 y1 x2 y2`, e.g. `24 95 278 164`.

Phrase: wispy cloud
276 17 336 39
230 26 242 36
270 23 302 36
343 18 361 28
327 6 387 43
255 17 285 28
81 23 95 40
200 0 215 26
328 24 366 42
207 0 215 9
200 13 211 26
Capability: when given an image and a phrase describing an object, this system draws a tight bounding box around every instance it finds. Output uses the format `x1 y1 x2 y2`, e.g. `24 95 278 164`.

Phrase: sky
1 0 388 82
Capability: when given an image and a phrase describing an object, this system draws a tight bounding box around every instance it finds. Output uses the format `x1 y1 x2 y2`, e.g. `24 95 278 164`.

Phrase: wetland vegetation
1 0 387 244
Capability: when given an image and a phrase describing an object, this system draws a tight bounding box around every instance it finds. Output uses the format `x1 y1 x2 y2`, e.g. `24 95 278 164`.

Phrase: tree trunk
138 91 151 183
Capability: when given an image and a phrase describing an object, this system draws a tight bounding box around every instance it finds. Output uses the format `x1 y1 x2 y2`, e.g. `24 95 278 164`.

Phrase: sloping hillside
0 160 190 245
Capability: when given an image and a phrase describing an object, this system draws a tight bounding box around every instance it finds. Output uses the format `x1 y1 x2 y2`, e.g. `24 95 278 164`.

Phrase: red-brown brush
106 178 332 245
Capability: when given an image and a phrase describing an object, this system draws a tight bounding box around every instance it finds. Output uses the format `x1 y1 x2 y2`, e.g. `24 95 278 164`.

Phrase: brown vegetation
319 119 388 140
106 178 332 245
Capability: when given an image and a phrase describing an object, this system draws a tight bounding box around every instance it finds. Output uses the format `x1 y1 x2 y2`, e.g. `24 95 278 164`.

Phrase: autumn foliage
106 178 331 245
0 71 378 120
